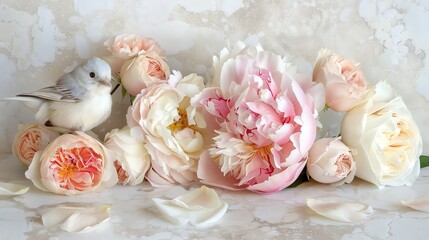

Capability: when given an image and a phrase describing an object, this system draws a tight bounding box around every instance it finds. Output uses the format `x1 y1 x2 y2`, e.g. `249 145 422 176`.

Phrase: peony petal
0 182 29 196
41 204 111 232
307 197 373 222
152 186 228 227
402 198 429 213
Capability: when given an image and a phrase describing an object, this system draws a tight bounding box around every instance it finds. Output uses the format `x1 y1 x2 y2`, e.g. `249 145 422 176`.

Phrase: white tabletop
1 153 429 240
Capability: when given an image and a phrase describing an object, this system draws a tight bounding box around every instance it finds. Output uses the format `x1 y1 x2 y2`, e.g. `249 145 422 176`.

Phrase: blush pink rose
25 132 118 195
313 48 368 112
307 137 356 185
120 52 170 96
103 34 162 74
126 72 207 187
193 43 322 194
12 124 63 166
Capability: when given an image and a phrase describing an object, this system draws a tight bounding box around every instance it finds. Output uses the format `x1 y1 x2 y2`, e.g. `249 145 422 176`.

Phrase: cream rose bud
12 124 62 166
121 52 170 96
104 126 151 185
307 137 356 185
341 81 422 188
313 48 368 112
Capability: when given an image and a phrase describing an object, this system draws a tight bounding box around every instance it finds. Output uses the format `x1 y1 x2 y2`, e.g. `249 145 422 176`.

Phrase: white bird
7 57 113 132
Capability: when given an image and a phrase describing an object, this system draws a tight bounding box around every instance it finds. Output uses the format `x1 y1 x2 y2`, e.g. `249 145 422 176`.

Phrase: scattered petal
307 197 373 222
152 186 228 227
41 204 111 232
0 182 29 196
402 198 429 213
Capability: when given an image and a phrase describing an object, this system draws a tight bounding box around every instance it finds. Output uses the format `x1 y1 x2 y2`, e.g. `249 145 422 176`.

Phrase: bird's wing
17 74 89 102
17 86 80 102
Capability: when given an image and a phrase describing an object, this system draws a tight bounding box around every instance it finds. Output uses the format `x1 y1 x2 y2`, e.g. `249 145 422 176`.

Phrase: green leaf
420 155 429 168
121 86 127 98
129 94 136 105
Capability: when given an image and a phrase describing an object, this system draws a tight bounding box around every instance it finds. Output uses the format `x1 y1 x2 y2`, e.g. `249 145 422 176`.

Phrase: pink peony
193 43 322 193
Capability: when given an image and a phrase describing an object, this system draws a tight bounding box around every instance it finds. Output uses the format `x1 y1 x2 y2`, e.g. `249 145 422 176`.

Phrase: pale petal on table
41 204 111 232
0 182 29 196
152 186 228 227
402 198 429 213
307 197 373 222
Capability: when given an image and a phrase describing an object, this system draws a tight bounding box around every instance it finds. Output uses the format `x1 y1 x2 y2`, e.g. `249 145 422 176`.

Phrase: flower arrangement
5 33 428 229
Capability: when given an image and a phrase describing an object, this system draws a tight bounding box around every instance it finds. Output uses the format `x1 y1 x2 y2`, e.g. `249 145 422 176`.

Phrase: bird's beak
99 80 112 88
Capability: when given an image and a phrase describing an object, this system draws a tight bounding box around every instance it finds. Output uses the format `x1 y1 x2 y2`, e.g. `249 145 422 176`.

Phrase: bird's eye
89 72 95 78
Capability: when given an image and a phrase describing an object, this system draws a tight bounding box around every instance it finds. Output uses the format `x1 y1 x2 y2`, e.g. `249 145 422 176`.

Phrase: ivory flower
12 124 62 166
127 72 207 186
341 81 422 187
104 126 151 185
25 132 118 195
307 137 356 185
194 43 323 193
313 48 368 112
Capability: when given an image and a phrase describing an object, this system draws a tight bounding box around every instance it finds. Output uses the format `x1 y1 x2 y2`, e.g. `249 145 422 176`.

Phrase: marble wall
0 0 428 154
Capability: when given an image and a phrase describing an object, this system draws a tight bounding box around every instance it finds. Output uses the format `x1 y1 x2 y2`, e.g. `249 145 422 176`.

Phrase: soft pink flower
103 34 162 74
313 48 368 112
193 44 322 193
307 137 355 185
126 72 207 187
120 52 170 96
25 132 118 195
12 124 62 166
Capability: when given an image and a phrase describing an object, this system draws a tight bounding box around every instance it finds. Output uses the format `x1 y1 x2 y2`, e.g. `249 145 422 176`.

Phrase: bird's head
79 57 113 91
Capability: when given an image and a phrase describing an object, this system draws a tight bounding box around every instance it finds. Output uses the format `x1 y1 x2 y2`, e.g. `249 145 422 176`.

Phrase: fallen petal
41 204 110 232
402 198 429 213
0 182 29 196
152 186 228 227
307 197 373 222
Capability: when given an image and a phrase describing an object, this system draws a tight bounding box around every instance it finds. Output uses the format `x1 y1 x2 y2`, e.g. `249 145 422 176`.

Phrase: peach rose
103 34 162 74
120 52 170 96
25 132 118 195
313 48 368 112
12 124 62 166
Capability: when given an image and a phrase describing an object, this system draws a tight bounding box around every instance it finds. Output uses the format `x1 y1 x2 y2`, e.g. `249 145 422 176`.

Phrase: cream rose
103 34 162 74
313 48 368 112
120 52 170 96
341 81 422 187
12 124 63 166
126 72 207 187
25 132 118 195
307 137 356 185
104 126 151 185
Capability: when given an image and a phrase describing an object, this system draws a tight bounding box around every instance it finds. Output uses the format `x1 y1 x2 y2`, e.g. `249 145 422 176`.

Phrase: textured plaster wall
0 0 428 154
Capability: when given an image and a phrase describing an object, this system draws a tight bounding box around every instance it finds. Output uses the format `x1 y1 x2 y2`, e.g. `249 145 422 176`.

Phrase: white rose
341 81 422 187
104 126 151 185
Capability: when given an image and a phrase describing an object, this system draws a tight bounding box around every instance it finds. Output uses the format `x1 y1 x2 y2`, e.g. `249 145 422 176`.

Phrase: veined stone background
0 0 427 154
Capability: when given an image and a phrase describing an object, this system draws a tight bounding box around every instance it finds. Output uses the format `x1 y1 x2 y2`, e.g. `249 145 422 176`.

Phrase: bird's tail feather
4 97 43 109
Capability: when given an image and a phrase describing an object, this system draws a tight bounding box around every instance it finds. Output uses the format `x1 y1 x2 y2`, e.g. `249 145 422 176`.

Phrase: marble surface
0 0 428 154
1 153 429 240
